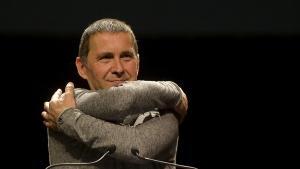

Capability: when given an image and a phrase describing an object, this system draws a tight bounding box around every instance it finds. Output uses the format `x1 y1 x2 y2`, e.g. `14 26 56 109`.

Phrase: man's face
76 32 139 90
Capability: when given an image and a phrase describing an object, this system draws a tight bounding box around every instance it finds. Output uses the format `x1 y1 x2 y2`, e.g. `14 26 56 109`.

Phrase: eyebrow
96 50 136 59
120 51 135 56
97 52 113 59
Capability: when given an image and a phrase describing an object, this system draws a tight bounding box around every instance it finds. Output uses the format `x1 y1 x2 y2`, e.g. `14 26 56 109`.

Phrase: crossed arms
43 80 188 163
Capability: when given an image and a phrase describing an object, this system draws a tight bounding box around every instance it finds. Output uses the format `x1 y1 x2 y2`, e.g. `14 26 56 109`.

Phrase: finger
181 93 188 109
41 111 56 122
44 102 49 112
41 111 47 119
51 88 62 100
63 82 75 102
59 93 66 100
42 111 51 122
65 82 75 98
43 120 57 129
179 89 188 111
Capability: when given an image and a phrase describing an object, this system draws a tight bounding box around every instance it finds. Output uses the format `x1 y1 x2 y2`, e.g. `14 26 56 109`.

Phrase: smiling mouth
109 80 126 86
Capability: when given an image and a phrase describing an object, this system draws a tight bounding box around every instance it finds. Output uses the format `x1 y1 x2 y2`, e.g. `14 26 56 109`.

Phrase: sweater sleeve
57 108 179 164
74 80 183 124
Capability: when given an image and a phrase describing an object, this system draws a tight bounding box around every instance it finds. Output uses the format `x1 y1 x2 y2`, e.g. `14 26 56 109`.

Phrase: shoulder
74 88 89 97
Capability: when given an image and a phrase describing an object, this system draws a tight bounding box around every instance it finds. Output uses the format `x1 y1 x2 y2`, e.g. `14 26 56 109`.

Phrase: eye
97 53 113 62
121 52 134 61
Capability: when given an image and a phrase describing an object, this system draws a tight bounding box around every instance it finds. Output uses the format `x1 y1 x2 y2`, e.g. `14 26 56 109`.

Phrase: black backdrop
0 0 299 169
1 0 300 36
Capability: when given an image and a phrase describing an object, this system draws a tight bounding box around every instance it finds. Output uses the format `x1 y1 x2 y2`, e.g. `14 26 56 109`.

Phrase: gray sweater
48 81 183 169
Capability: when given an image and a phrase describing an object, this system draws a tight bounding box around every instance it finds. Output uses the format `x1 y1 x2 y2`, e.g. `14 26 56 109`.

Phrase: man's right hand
174 88 188 123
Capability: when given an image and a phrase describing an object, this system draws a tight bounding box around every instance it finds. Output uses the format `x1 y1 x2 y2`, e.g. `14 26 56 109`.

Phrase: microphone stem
45 150 111 169
135 152 198 169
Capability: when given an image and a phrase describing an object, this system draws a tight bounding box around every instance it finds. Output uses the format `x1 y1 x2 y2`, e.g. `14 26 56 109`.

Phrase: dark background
0 0 298 168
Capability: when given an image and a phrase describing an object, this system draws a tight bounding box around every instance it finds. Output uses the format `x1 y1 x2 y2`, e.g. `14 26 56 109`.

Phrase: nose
111 59 124 76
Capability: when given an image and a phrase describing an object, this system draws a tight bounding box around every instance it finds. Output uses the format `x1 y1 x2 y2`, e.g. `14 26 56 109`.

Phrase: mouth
108 80 126 86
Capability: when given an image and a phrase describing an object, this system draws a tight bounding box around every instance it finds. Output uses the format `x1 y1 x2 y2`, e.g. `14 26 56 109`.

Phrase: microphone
45 145 116 169
131 148 198 169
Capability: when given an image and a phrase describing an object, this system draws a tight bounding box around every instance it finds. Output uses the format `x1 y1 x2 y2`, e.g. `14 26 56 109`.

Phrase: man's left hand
41 82 76 129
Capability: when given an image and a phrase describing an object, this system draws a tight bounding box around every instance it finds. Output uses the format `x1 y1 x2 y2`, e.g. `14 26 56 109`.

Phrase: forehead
89 32 133 48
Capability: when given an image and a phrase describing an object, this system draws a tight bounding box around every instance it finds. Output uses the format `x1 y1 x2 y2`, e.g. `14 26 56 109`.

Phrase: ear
136 54 140 75
75 57 88 80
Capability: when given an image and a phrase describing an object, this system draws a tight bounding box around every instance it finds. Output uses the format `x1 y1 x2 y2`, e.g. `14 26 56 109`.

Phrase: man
42 18 188 169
